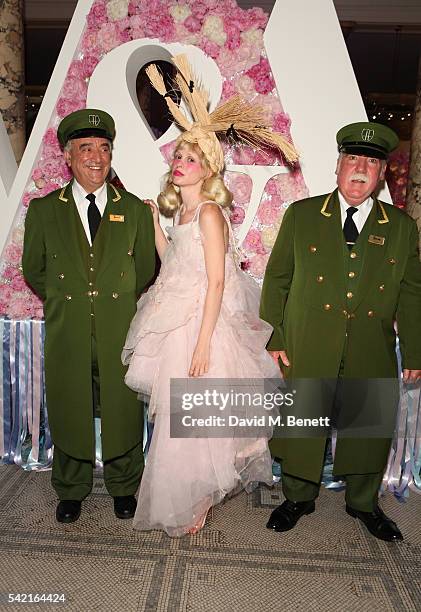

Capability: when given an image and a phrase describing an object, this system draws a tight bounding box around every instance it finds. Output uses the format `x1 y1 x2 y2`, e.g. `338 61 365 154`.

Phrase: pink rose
273 112 291 135
4 243 22 266
0 283 13 300
128 0 140 15
10 274 28 292
31 168 44 181
246 57 275 95
67 60 84 80
38 158 66 179
129 14 144 38
257 199 281 225
7 296 32 320
221 79 235 101
81 55 99 78
243 228 266 255
201 0 219 11
87 1 107 29
43 128 59 147
118 26 131 44
184 15 201 33
117 17 131 31
2 265 17 281
241 7 268 31
231 173 252 205
22 191 38 207
268 195 282 207
42 142 62 160
97 22 123 53
225 23 241 50
174 23 192 41
56 97 84 118
248 253 269 279
275 174 308 202
144 13 175 41
81 29 100 56
226 6 243 30
230 206 245 225
266 178 279 196
191 1 208 20
62 77 88 102
200 37 220 59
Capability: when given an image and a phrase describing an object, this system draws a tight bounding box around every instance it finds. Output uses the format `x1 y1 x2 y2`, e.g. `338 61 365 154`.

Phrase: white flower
203 15 227 46
241 28 264 48
261 223 281 250
169 4 192 23
106 0 129 22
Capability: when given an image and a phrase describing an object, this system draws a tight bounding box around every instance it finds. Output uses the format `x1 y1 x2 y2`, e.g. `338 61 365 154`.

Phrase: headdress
146 54 298 173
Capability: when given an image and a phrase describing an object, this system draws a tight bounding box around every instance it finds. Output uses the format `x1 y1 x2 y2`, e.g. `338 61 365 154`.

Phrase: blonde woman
122 139 279 536
122 55 298 536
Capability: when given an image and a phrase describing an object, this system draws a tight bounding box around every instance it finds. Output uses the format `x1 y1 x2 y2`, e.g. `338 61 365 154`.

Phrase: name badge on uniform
368 234 385 246
110 214 125 222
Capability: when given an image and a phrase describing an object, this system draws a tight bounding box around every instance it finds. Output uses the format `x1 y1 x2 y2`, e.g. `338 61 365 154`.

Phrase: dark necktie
343 206 359 250
86 193 101 243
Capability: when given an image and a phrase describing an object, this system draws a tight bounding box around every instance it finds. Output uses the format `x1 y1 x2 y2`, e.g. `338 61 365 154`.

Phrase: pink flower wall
0 0 309 319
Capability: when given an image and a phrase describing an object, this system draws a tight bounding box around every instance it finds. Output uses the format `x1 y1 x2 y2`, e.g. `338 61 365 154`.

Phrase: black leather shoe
346 505 403 542
266 499 315 532
56 500 81 524
113 495 137 519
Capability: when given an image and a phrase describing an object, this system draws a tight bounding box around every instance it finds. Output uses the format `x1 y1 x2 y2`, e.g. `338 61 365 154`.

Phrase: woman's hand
144 199 159 224
189 341 210 377
268 350 290 377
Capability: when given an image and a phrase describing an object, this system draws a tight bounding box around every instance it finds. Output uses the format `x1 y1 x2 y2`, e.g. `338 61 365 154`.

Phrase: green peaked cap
57 108 115 147
336 121 399 160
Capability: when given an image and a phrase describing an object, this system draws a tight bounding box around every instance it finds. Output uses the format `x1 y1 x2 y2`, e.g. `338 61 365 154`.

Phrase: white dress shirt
338 191 373 234
72 180 108 246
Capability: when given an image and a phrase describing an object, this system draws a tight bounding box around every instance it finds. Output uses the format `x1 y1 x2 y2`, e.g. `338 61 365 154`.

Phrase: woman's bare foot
188 509 209 534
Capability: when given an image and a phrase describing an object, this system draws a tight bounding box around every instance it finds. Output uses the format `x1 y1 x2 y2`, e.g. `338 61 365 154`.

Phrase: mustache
349 173 368 183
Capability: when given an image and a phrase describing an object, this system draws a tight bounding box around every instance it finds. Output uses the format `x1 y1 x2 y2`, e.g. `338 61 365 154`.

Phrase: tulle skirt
123 267 279 536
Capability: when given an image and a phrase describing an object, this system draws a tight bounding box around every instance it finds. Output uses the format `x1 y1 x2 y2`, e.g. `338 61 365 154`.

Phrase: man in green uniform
260 122 421 542
23 109 156 523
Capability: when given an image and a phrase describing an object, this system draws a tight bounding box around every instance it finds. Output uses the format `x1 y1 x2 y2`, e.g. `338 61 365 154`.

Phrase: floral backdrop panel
1 0 313 319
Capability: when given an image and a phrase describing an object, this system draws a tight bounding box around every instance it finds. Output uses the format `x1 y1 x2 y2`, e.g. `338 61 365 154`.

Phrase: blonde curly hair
157 142 233 218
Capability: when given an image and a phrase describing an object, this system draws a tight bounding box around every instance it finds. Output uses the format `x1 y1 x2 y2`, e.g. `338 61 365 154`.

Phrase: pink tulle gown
122 201 279 536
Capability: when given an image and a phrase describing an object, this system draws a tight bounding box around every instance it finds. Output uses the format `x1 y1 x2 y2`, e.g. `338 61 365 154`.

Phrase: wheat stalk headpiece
146 54 298 173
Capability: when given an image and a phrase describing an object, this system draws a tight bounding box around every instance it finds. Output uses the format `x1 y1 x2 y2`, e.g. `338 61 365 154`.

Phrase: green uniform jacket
22 181 156 461
260 189 421 480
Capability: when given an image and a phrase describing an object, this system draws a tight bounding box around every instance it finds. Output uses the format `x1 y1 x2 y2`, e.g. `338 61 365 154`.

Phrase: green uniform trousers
278 363 388 512
51 336 143 501
281 468 384 512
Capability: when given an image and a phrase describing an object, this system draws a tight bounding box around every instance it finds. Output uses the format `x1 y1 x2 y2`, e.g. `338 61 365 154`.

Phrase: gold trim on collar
58 187 68 203
110 184 121 203
320 192 333 217
377 200 389 224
